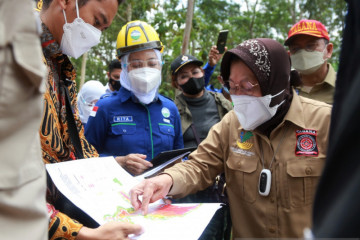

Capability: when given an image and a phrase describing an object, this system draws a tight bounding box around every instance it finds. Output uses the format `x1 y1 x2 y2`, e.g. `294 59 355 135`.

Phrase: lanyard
258 124 288 196
259 124 288 170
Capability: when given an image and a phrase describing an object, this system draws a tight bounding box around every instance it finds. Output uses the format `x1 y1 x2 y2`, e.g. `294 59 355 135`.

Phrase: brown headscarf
221 38 301 135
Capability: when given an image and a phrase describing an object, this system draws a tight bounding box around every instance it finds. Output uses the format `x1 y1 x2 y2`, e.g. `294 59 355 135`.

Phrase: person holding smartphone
205 30 230 99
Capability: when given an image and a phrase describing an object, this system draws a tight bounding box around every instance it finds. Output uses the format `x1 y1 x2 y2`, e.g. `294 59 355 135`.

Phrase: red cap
284 19 329 45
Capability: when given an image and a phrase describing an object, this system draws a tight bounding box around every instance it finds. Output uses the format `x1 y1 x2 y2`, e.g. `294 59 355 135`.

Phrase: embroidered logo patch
113 116 133 123
231 131 255 156
161 107 170 118
236 131 254 150
295 129 319 156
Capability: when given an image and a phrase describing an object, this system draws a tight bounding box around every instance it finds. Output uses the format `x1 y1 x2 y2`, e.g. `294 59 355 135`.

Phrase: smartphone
216 30 229 54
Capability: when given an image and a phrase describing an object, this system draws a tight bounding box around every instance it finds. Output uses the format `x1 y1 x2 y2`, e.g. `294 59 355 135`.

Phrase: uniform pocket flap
226 156 258 173
287 159 324 177
159 123 175 136
13 34 46 88
111 124 136 135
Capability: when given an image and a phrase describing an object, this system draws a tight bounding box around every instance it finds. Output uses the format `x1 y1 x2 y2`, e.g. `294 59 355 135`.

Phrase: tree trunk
182 0 194 55
126 2 132 22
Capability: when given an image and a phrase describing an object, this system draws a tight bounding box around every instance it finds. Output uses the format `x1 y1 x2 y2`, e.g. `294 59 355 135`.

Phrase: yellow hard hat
116 20 164 58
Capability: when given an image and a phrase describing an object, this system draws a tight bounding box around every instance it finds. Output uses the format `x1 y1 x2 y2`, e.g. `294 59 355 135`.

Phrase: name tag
113 116 133 123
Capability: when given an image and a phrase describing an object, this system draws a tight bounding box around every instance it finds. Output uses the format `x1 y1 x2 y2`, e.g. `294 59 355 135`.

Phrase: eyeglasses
224 80 259 95
289 39 327 54
126 59 162 69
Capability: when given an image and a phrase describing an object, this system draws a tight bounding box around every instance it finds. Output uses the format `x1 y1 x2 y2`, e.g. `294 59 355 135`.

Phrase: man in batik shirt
37 0 143 239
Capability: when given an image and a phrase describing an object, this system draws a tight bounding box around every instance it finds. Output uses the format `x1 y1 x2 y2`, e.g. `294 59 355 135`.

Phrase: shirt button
269 228 276 233
123 129 127 133
168 129 171 132
305 167 312 175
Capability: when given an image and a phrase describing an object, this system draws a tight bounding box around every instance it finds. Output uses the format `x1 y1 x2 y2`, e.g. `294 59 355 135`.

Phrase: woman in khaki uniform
130 38 332 238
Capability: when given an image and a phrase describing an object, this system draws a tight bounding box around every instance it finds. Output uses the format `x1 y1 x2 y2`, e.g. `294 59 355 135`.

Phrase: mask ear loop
322 44 329 61
75 0 80 18
62 9 68 24
269 89 285 108
272 89 285 98
62 0 80 23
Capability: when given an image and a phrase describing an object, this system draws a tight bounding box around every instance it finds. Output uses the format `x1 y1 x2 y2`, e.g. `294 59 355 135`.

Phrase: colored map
46 156 220 240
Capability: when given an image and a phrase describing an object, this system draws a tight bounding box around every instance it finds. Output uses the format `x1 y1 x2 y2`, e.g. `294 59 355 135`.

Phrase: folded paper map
46 157 220 240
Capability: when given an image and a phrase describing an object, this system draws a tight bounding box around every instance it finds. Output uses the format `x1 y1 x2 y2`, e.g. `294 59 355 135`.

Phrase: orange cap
284 19 329 45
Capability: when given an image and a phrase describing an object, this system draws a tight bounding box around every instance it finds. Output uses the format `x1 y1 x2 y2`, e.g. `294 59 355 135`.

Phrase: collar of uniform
117 87 132 103
297 64 336 93
130 94 160 104
323 63 336 87
282 89 307 129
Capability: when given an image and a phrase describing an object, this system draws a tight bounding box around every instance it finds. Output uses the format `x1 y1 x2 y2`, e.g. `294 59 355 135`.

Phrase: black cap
170 54 203 75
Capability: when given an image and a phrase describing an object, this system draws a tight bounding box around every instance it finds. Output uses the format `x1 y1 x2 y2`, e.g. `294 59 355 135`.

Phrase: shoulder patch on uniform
295 129 319 156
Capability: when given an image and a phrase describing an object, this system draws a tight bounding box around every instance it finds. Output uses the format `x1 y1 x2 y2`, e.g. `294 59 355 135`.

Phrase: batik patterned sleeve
47 203 83 240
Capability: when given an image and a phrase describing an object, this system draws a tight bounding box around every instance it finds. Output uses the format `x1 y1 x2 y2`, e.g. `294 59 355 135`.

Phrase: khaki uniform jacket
174 91 233 134
0 1 47 239
165 91 332 238
296 64 336 104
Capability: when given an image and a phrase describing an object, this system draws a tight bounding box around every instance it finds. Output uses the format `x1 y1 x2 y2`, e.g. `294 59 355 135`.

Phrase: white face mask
60 0 101 59
128 67 161 94
290 48 327 75
231 90 285 130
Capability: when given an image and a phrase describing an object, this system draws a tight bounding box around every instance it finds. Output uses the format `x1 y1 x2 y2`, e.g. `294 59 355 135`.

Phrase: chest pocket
286 158 325 208
159 124 175 136
226 151 259 203
159 124 175 149
111 124 136 135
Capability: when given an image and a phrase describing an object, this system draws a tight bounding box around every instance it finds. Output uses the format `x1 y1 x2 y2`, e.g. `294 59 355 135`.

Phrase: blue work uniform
203 62 223 92
85 87 184 160
203 62 215 86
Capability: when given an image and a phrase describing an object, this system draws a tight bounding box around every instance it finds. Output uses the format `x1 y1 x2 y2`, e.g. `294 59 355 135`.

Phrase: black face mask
179 76 205 95
109 78 121 91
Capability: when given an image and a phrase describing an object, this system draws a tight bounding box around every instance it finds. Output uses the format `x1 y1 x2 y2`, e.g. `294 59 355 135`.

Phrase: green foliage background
72 0 347 99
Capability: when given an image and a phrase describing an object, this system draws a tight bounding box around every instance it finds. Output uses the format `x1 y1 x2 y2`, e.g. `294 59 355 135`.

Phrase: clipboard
150 147 196 167
139 147 197 179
